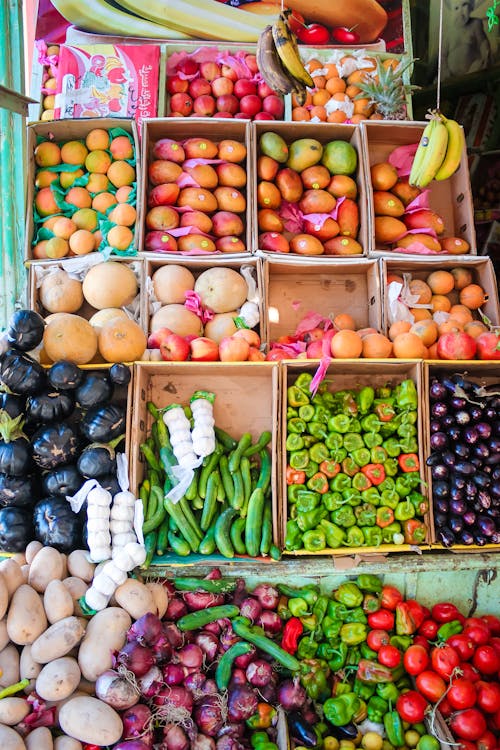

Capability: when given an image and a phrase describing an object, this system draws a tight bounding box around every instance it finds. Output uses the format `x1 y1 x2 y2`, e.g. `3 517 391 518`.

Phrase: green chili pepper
360 641 378 659
335 582 363 607
289 597 309 617
362 593 381 615
286 434 304 451
301 663 330 701
376 682 399 701
322 616 342 640
356 573 382 593
331 506 356 528
304 460 319 479
385 710 405 747
345 526 365 547
328 414 351 433
296 490 320 513
354 677 376 700
343 607 367 624
437 620 463 641
297 507 328 532
362 487 381 506
312 595 328 625
396 379 418 410
297 634 319 660
278 584 319 608
320 519 346 548
340 622 367 645
330 448 348 464
358 660 395 684
323 492 343 511
327 641 348 670
289 450 310 470
357 386 375 414
327 600 348 620
354 502 376 526
381 521 402 544
390 635 412 650
300 614 318 631
343 433 364 453
303 435 318 449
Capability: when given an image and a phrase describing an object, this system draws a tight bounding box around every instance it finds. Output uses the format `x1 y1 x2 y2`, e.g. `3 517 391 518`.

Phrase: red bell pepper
395 602 417 635
402 518 427 544
281 617 303 654
405 599 426 630
319 460 341 479
362 463 386 485
286 465 306 485
398 453 420 472
376 506 395 528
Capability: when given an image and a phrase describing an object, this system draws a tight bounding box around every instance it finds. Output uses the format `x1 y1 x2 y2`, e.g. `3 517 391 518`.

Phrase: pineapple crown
355 57 419 119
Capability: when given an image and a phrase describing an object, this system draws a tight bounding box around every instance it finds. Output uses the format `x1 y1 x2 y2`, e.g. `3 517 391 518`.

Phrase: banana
409 115 449 189
271 14 314 88
112 0 277 41
50 0 190 37
434 116 465 181
256 25 304 98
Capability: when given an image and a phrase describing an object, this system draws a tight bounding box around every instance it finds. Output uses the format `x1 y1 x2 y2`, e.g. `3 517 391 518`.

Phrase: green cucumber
230 516 247 556
214 508 238 558
215 642 253 690
245 487 265 557
177 604 239 631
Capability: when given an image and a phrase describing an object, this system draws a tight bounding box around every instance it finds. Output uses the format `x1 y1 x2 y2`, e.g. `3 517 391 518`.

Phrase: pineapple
355 58 418 120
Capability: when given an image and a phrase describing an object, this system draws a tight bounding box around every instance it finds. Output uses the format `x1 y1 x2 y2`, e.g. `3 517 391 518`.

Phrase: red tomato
378 644 402 668
296 22 330 45
368 608 395 630
473 645 500 676
482 615 500 636
448 677 477 710
464 619 491 645
381 585 403 611
492 707 500 731
477 730 497 750
416 670 447 702
406 599 426 629
396 690 429 723
432 602 462 623
439 695 453 717
413 635 431 652
447 634 476 662
477 682 500 714
449 708 487 741
431 644 461 679
403 644 430 675
419 619 439 639
367 629 390 652
458 741 477 750
421 605 431 620
460 663 482 684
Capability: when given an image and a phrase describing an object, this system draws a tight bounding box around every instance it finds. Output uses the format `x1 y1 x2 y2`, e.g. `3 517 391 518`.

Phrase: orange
309 105 327 121
292 107 311 121
362 333 393 358
312 75 326 90
325 77 346 95
353 98 374 116
333 313 356 330
345 84 362 99
464 320 488 338
306 58 324 73
409 308 433 322
451 266 473 290
388 320 411 340
347 69 368 85
438 318 464 335
408 279 432 304
449 304 474 324
327 111 347 123
69 229 95 256
459 284 488 309
107 225 134 251
312 89 330 107
410 319 438 346
350 115 367 124
430 294 451 313
426 270 455 295
392 332 426 359
323 63 339 78
330 329 363 359
292 91 312 108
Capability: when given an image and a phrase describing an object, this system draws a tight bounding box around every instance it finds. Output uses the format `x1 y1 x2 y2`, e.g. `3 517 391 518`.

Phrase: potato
0 618 9 651
19 645 42 681
20 565 30 583
62 578 88 615
11 552 26 566
0 644 20 687
28 547 64 593
54 738 82 750
0 724 27 749
58 696 123 746
25 541 43 565
66 551 95 583
25 726 53 750
60 554 68 579
36 656 81 702
6 585 47 646
0 559 24 598
145 581 169 618
0 574 9 621
0 697 30 725
44 580 74 624
77 678 96 695
31 616 85 664
78 607 131 681
114 578 155 620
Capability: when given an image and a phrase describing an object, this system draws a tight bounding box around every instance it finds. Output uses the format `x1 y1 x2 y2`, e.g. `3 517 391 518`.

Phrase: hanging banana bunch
409 109 465 189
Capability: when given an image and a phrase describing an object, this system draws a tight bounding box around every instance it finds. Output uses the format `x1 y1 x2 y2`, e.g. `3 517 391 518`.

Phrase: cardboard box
143 254 264 346
361 120 476 257
263 256 382 346
380 256 500 334
280 359 431 555
25 118 141 262
424 361 500 553
140 118 253 256
130 361 280 558
251 121 369 260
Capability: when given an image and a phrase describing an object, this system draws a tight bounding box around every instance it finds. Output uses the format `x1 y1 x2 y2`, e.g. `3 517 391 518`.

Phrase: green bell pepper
295 373 314 393
297 507 327 532
356 573 382 593
300 614 318 631
364 432 383 448
343 433 365 452
298 404 315 422
360 641 378 659
381 521 402 544
323 693 360 726
437 620 463 642
331 473 351 492
357 386 375 413
381 489 400 509
345 526 365 547
354 503 376 526
289 450 310 470
331 506 356 528
409 491 429 516
330 448 348 464
297 634 319 660
340 392 359 416
288 485 304 503
352 448 371 468
395 379 418 410
307 473 329 494
361 487 381 506
296 490 320 512
384 710 405 747
327 641 349 670
309 442 329 464
362 527 383 547
308 422 328 440
358 659 395 684
370 446 388 464
390 635 412 650
303 435 319 449
343 607 367 624
285 520 302 550
400 437 418 454
325 431 344 451
383 458 399 477
342 457 360 477
367 695 388 723
322 616 342 640
304 460 319 479
287 407 299 419
278 584 319 608
288 417 306 433
378 476 396 492
343 489 362 507
288 597 309 617
313 405 330 423
327 600 348 620
288 385 310 407
340 622 367 645
328 414 351 433
300 660 330 701
395 475 414 498
362 593 381 614
383 437 402 457
317 642 338 661
361 413 381 433
376 682 399 702
303 529 327 552
397 423 417 439
286 434 304 451
354 677 376 700
394 498 416 521
323 492 345 511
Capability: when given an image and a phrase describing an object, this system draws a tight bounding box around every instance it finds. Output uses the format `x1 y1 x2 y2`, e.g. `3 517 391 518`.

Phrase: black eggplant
325 723 358 741
99 474 121 497
287 713 317 747
0 507 33 552
26 391 74 424
75 373 113 408
6 310 45 352
80 403 126 443
0 474 36 507
33 497 83 552
429 381 447 400
0 349 46 395
31 423 79 469
438 527 456 547
77 444 117 479
42 464 83 498
0 393 25 420
109 363 131 387
47 360 85 391
0 412 32 476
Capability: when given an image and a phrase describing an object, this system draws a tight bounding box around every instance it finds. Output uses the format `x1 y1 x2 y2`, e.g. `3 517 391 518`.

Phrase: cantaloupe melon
43 314 98 364
98 318 147 362
152 265 195 305
82 262 138 310
39 270 84 314
89 308 129 331
150 305 203 337
194 267 248 313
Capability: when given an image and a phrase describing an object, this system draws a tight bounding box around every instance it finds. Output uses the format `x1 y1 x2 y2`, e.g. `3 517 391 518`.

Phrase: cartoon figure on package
441 0 492 79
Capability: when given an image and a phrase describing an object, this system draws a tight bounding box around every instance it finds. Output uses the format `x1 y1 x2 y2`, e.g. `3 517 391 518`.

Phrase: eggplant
430 381 447 401
109 363 131 387
287 713 317 748
6 310 45 352
431 464 449 481
0 349 46 395
463 426 479 445
437 527 456 547
476 422 492 440
98 474 121 496
47 360 85 391
0 434 32 476
442 451 456 468
450 396 467 410
430 420 441 434
463 510 477 526
26 391 74 424
0 506 33 552
469 406 484 422
0 393 25 420
77 444 117 479
459 530 475 545
80 403 126 443
455 461 476 475
464 479 477 497
452 475 466 490
31 423 79 469
75 373 113 408
431 402 448 419
433 481 450 500
448 426 462 442
473 443 490 460
325 723 358 741
435 497 450 515
477 515 496 537
42 464 83 498
449 515 464 535
33 497 83 552
426 453 442 467
474 535 488 546
0 474 37 507
454 443 470 459
434 511 448 527
449 497 467 515
442 414 456 429
455 410 471 426
430 432 448 451
473 471 491 488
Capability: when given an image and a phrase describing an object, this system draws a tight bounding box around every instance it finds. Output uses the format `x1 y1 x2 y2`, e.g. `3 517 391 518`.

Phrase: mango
303 217 340 241
216 236 246 253
404 209 444 235
299 189 336 215
373 191 405 217
257 181 282 210
259 232 290 253
257 155 280 181
259 132 288 163
178 235 216 253
276 168 303 202
214 187 246 213
374 216 407 244
337 198 359 237
178 187 218 213
396 233 442 252
301 165 331 190
287 139 323 172
324 236 363 255
440 236 470 254
322 140 357 175
391 178 421 206
290 233 324 255
258 208 284 233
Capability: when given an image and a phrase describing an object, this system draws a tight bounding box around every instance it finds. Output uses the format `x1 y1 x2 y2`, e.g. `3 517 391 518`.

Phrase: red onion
218 724 245 739
219 626 239 651
257 610 282 635
113 742 152 750
259 681 277 703
166 598 188 621
234 644 256 669
239 597 262 622
164 581 176 596
252 584 279 610
176 644 203 670
163 663 187 686
184 591 225 611
277 678 306 710
246 659 273 687
163 723 190 750
128 612 162 647
302 706 319 724
162 623 184 649
193 695 224 737
153 686 194 713
227 685 258 722
152 634 173 664
231 579 248 607
122 703 152 740
116 642 155 678
95 669 139 709
216 736 244 750
216 618 232 630
184 671 206 693
193 734 216 750
201 678 217 695
203 621 221 636
138 665 163 698
205 568 222 580
229 669 247 687
195 631 219 661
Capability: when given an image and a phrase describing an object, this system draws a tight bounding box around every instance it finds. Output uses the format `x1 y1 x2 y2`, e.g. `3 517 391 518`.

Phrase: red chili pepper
431 602 461 624
395 602 417 635
286 465 306 485
319 459 341 479
398 453 420 472
381 585 403 611
281 617 304 655
362 463 386 485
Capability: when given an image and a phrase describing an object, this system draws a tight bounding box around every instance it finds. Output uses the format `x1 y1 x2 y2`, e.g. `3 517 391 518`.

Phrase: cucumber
214 508 238 558
215 642 253 690
200 472 219 531
245 487 265 557
230 516 246 556
177 604 239 631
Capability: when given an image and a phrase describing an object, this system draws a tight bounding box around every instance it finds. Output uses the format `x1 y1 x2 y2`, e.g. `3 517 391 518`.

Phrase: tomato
330 25 361 44
477 682 500 714
403 644 430 675
458 741 477 750
419 619 439 639
464 619 491 645
477 730 497 750
460 663 482 684
438 695 453 717
473 645 500 676
447 634 476 662
447 677 477 710
482 615 500 636
381 585 403 611
432 602 461 623
416 670 447 702
367 629 390 652
396 690 429 723
413 635 431 652
449 708 487 741
378 644 402 668
295 22 330 45
431 644 461 679
406 599 426 629
490 637 500 658
368 608 395 630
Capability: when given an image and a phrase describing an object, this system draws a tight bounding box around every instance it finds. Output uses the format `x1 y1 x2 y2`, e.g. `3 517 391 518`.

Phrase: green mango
259 132 288 163
322 140 358 175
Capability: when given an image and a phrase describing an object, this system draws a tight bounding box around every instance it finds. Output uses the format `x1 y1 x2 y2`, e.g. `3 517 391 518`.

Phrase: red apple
189 78 212 98
199 61 221 81
190 336 220 362
306 339 324 358
219 336 250 362
245 54 259 75
211 76 234 97
160 333 190 361
266 349 289 361
216 94 239 114
167 76 189 94
257 80 274 98
169 93 193 116
239 94 262 117
233 79 257 98
176 58 199 77
221 63 238 81
234 112 251 119
233 328 261 348
147 327 173 349
213 112 233 119
254 112 275 120
193 94 216 116
262 94 284 118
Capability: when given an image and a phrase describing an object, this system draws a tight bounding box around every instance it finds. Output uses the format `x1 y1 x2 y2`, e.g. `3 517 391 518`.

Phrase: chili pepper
247 703 277 730
354 677 376 700
362 487 381 506
361 463 385 485
376 681 399 702
376 506 395 528
364 432 383 448
357 386 375 413
296 490 320 513
286 466 306 485
307 422 328 440
287 406 299 419
384 710 405 747
298 404 315 423
343 607 367 624
409 491 428 516
323 492 345 511
281 616 304 654
285 519 302 551
367 695 388 723
313 595 329 626
362 593 381 613
403 518 427 545
322 616 342 640
329 414 351 433
395 379 418 410
355 573 382 593
341 392 359 416
295 372 314 392
354 502 376 527
288 485 304 504
375 403 396 422
320 460 341 478
345 526 365 547
331 506 356 528
340 622 367 645
400 437 418 454
303 529 327 552
297 634 319 660
330 473 351 493
313 405 330 423
357 659 394 683
307 472 329 494
437 619 463 642
362 527 383 546
351 448 371 468
297 507 328 532
316 642 336 661
405 599 426 629
398 453 420 472
383 458 399 477
394 498 415 522
302 435 318 449
381 489 400 509
330 447 348 464
324 693 360 726
286 434 304 452
361 641 378 660
395 602 416 635
327 600 349 620
304 461 319 479
288 385 310 407
326 431 344 451
381 521 403 544
278 584 319 608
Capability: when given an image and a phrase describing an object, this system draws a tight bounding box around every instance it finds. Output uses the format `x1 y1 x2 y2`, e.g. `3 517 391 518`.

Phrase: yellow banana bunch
434 116 465 181
256 25 305 99
409 113 449 189
271 13 314 88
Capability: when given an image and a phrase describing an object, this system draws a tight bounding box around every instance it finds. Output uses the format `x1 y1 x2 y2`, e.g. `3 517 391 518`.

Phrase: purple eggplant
473 472 491 488
431 464 449 481
426 453 443 467
433 482 450 500
455 461 476 475
432 402 448 419
438 527 456 547
469 406 484 422
430 432 448 451
476 422 492 439
459 530 475 545
450 497 467 515
435 497 450 514
450 397 467 410
442 451 457 468
463 426 479 445
463 510 477 526
430 381 448 400
452 475 466 490
473 443 490 460
430 420 441 433
477 515 496 537
454 443 470 459
442 415 455 429
449 515 464 535
455 410 471 426
465 480 477 497
448 426 462 442
433 511 448 527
